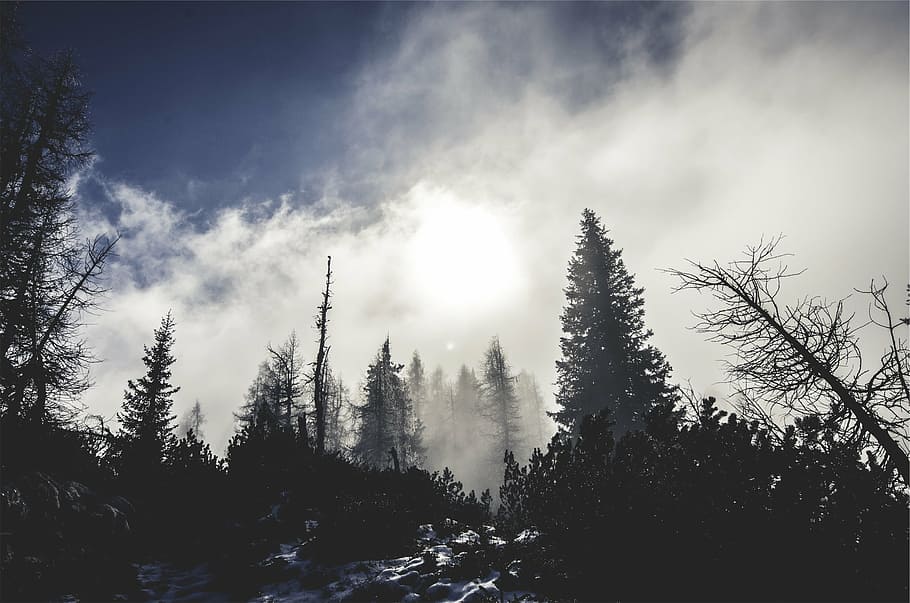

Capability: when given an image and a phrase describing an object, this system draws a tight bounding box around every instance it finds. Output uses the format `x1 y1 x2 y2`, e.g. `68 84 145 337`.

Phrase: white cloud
78 3 907 455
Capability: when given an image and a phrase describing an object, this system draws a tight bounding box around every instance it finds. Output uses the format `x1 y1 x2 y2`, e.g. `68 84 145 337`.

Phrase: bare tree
669 237 909 485
267 332 303 432
1 34 119 425
311 255 332 454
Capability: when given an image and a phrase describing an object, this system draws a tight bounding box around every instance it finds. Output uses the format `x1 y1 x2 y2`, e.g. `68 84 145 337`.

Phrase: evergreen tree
236 333 304 439
353 337 424 468
551 209 676 436
268 331 303 432
479 337 523 458
516 370 547 450
407 350 427 422
235 360 281 436
452 364 481 452
424 365 453 468
324 365 351 452
114 312 180 475
179 399 205 438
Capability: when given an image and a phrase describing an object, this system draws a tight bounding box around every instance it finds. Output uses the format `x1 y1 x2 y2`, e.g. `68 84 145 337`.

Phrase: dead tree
669 236 909 485
311 256 333 454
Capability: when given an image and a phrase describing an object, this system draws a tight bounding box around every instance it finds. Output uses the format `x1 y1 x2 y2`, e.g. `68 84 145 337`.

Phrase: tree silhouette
670 237 910 485
407 350 427 423
480 337 523 460
311 255 333 454
551 209 675 436
354 337 424 468
113 312 179 478
1 14 117 425
179 399 205 438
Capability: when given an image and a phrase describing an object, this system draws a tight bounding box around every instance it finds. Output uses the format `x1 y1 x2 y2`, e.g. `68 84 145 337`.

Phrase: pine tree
424 365 453 468
407 351 427 422
267 331 303 433
179 399 205 438
552 209 676 436
480 337 523 458
354 337 424 468
516 370 546 450
452 364 481 454
324 366 351 453
115 312 180 475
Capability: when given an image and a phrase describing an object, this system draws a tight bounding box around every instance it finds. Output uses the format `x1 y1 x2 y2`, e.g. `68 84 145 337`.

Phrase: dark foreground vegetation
2 4 908 602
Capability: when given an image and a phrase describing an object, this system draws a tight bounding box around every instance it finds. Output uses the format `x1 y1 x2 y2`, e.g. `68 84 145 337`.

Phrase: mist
72 2 907 464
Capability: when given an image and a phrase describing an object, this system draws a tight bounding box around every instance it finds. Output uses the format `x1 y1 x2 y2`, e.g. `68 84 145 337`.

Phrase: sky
18 2 909 455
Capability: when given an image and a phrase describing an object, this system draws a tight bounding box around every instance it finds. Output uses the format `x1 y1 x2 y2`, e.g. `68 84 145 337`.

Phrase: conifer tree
480 337 523 457
324 366 351 452
552 209 675 436
354 337 424 468
452 364 481 451
179 399 205 438
1 16 117 424
268 331 303 432
114 312 180 474
407 351 427 421
516 370 547 450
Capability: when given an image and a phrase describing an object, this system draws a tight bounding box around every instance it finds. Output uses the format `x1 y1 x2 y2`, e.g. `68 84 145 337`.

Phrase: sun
409 187 521 312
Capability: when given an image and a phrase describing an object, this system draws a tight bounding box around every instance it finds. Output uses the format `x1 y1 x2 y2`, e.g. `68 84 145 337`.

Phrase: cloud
77 2 907 456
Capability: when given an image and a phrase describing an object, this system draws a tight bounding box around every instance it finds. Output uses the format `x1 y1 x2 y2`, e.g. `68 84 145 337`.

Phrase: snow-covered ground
135 521 539 602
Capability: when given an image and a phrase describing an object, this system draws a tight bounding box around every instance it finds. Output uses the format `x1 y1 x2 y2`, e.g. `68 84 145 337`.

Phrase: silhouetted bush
498 399 909 602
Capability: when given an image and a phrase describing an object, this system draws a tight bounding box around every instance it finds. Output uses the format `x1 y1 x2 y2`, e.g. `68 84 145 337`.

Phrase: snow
134 521 540 602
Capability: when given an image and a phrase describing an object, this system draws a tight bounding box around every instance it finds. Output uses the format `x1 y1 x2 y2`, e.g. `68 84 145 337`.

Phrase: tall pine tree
551 209 675 436
114 312 180 476
353 337 424 469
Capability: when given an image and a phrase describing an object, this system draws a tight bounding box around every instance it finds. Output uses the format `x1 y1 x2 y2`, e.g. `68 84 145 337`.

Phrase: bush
498 399 909 602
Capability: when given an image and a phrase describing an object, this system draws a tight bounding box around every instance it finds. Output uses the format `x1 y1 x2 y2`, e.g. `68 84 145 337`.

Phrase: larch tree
516 370 547 450
114 312 180 475
324 365 351 453
1 11 117 425
407 351 427 422
179 399 205 438
452 364 481 451
267 331 303 433
551 209 676 437
480 337 523 459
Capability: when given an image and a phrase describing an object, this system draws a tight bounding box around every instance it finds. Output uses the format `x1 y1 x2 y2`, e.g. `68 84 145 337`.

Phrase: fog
75 2 907 473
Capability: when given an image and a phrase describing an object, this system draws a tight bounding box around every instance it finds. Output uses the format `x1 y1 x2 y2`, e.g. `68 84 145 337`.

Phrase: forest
1 5 908 603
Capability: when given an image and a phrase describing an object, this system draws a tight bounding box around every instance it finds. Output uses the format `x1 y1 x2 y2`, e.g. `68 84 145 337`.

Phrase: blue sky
22 2 405 212
21 2 683 215
16 3 909 459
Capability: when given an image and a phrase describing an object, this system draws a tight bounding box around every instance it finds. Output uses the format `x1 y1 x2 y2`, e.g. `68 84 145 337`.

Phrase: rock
402 593 421 603
397 570 421 588
453 530 480 546
425 582 452 601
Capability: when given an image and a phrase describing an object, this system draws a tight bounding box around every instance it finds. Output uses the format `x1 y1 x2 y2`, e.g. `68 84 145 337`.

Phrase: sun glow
409 187 522 312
